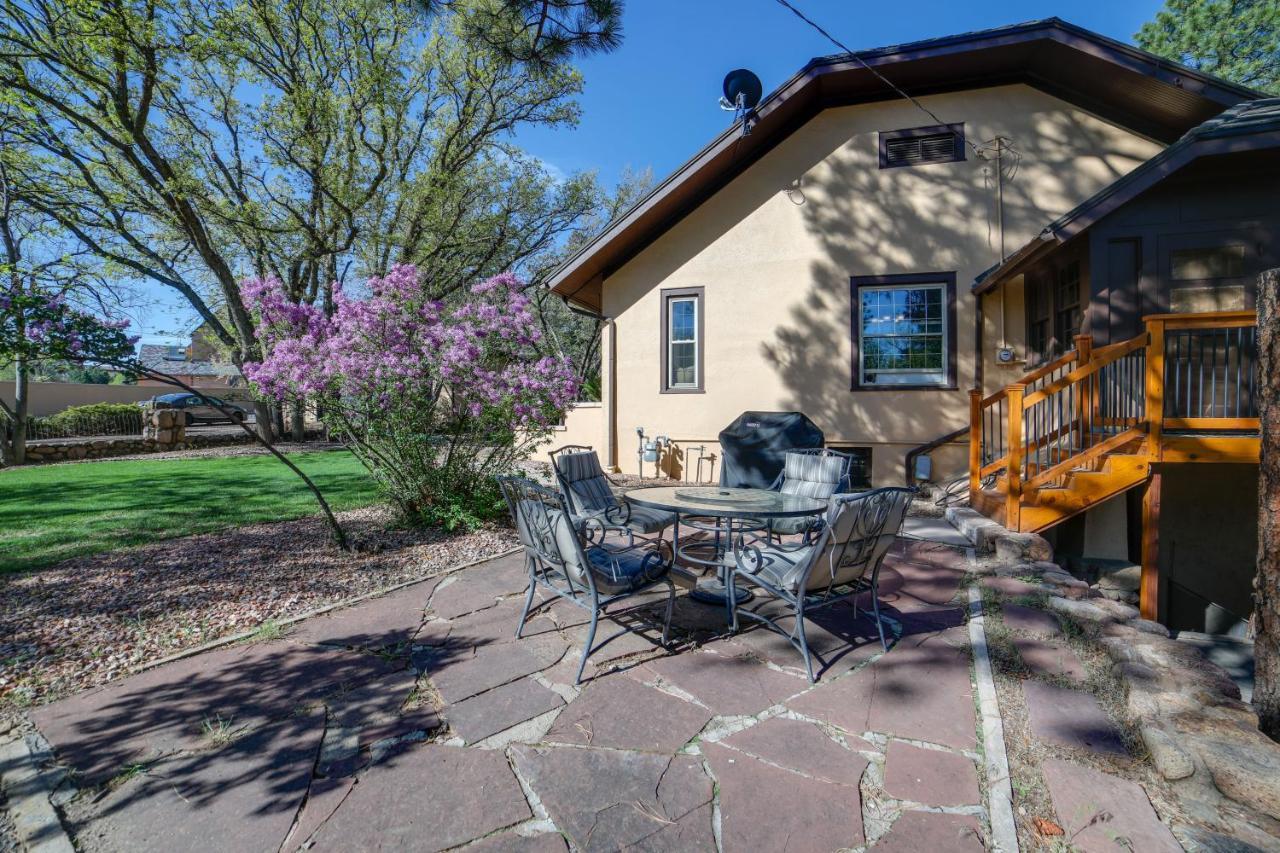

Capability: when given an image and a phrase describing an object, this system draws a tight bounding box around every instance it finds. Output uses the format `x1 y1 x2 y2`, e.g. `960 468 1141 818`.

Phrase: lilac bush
243 265 579 527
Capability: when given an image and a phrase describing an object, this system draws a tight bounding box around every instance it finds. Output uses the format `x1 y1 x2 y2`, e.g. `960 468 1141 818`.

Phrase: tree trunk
291 399 305 442
12 351 28 465
253 400 273 442
1256 268 1280 741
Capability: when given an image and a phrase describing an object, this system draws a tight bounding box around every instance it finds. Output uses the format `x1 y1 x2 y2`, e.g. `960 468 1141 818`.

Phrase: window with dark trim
828 446 873 488
851 273 957 390
879 123 966 169
1025 255 1085 366
660 286 704 393
1053 260 1083 351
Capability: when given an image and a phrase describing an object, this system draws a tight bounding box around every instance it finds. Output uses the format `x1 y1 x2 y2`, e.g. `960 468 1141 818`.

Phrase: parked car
143 392 252 426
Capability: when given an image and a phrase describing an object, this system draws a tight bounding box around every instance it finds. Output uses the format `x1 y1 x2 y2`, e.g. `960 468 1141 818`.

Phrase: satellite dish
722 69 763 111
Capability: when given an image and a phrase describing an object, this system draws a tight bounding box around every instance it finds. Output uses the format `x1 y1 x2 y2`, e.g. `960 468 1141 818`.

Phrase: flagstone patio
32 537 990 852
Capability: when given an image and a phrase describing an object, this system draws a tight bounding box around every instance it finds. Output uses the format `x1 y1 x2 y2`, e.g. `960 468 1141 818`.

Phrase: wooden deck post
1140 469 1162 620
1145 318 1165 461
968 389 982 502
1006 384 1026 531
1074 334 1093 449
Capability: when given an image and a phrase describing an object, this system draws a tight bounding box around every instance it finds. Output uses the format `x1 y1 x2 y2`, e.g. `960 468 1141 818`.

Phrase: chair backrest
497 475 596 592
801 487 914 594
550 447 619 518
778 449 852 499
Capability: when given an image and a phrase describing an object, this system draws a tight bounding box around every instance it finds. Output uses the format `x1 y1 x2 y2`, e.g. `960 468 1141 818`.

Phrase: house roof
547 18 1262 313
138 344 239 378
973 97 1280 293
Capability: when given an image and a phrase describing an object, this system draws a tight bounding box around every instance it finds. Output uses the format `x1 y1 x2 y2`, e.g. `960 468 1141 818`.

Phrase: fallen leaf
1033 817 1064 837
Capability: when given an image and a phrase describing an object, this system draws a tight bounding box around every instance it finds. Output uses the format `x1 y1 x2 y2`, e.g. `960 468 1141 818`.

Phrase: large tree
1136 0 1280 93
0 0 619 437
1258 268 1280 741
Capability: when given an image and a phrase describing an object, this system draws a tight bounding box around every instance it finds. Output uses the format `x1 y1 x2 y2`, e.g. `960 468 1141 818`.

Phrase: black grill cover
718 411 824 489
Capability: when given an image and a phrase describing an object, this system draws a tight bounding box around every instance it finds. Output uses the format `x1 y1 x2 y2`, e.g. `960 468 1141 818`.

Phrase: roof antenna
719 68 763 136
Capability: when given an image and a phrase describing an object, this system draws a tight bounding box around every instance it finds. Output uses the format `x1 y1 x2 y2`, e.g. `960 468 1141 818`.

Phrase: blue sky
138 0 1166 345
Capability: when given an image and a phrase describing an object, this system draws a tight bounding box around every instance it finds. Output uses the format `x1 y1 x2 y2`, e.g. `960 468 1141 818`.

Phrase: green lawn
0 451 380 572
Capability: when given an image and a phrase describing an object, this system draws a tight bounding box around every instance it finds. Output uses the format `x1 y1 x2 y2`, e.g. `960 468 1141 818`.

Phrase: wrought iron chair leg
575 607 600 686
726 569 740 634
795 607 816 683
872 590 888 652
662 580 676 646
515 557 537 638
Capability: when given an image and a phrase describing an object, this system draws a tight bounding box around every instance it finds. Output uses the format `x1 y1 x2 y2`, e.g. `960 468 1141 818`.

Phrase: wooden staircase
968 312 1260 535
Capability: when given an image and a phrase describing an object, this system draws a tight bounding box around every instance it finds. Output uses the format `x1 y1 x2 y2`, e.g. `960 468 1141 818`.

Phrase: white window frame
666 295 699 390
858 282 949 387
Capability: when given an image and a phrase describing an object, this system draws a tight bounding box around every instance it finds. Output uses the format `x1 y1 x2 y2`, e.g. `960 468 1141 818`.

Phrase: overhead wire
770 0 986 158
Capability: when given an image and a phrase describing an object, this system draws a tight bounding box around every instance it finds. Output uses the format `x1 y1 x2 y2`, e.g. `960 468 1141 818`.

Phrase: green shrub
35 403 143 436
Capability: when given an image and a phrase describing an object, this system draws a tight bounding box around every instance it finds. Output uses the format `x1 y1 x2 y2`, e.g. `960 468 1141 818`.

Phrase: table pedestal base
688 579 753 606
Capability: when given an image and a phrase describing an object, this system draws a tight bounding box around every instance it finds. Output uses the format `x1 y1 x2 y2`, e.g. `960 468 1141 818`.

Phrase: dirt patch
0 506 516 716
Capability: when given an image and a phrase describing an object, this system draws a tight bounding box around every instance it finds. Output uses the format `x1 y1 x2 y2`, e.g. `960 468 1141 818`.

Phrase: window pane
670 341 696 386
670 299 696 342
1171 245 1244 281
859 283 948 385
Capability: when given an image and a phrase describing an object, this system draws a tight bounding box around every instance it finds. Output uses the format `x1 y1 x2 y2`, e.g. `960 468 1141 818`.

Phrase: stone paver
35 545 1005 852
427 557 530 620
1012 634 1087 681
880 557 966 611
1023 681 1127 757
287 579 436 648
544 675 711 753
790 629 977 750
426 634 567 703
981 576 1045 598
511 745 714 851
721 601 884 678
640 649 808 716
1041 758 1181 852
309 744 531 852
285 777 353 849
718 716 870 784
325 666 419 732
33 640 402 785
1001 603 1062 636
872 811 985 852
446 677 564 744
464 832 569 852
882 740 980 806
705 741 863 851
76 711 325 853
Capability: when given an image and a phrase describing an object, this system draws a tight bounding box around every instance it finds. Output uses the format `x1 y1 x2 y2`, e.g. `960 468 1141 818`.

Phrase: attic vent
879 123 965 169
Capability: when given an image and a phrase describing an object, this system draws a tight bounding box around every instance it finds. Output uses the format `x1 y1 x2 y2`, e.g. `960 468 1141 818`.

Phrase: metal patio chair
767 448 855 539
727 487 915 682
498 476 677 685
548 445 676 545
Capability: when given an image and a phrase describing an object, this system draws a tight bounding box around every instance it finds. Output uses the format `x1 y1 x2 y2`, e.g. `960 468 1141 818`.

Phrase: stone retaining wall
21 432 256 464
951 505 1280 847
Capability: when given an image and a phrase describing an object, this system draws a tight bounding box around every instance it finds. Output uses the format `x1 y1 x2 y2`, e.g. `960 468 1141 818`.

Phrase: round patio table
624 485 828 607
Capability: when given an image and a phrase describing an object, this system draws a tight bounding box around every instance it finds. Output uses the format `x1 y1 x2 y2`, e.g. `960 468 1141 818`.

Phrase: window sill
850 382 959 392
661 386 705 394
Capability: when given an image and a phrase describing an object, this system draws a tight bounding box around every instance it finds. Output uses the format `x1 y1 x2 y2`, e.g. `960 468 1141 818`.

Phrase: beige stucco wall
529 402 605 460
600 84 1162 485
0 382 241 417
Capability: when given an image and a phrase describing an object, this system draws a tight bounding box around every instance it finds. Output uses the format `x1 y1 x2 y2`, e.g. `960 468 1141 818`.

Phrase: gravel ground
0 505 516 716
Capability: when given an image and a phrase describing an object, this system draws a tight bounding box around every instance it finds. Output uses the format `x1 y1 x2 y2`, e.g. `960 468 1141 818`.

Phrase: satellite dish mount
719 68 762 137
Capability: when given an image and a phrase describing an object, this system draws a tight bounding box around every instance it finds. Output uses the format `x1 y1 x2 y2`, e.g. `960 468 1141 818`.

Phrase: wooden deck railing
969 311 1258 526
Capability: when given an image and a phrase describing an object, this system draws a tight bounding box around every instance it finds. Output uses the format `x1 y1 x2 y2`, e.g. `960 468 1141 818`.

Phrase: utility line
770 0 985 157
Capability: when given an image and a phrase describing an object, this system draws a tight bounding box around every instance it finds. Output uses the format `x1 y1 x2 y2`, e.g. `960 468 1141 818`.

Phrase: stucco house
545 19 1270 632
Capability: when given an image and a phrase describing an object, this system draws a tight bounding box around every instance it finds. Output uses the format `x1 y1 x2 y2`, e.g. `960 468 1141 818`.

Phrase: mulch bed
0 506 516 715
